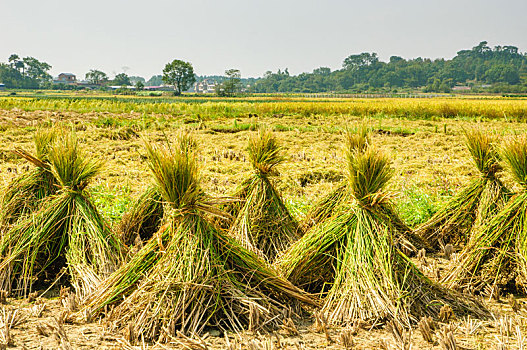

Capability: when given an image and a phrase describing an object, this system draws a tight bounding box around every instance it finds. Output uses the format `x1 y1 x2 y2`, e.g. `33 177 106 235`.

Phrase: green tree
129 76 145 85
114 73 131 86
85 69 108 85
8 54 24 73
0 63 24 88
146 75 163 86
22 57 52 82
217 69 241 96
135 81 144 91
162 59 196 95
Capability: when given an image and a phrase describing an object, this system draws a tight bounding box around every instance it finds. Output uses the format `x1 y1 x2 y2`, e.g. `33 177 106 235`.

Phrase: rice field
0 94 527 349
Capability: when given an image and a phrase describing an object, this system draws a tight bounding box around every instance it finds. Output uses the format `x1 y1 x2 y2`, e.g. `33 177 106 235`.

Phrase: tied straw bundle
444 135 527 293
0 127 60 229
82 133 315 342
118 185 164 246
302 126 427 255
302 125 370 230
228 129 301 262
416 129 510 249
276 145 487 326
0 131 123 298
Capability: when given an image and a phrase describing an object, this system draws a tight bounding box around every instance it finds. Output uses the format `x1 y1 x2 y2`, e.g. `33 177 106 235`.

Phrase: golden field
0 95 527 349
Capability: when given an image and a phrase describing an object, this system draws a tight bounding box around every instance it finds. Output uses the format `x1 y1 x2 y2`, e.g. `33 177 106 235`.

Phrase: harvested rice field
0 95 527 349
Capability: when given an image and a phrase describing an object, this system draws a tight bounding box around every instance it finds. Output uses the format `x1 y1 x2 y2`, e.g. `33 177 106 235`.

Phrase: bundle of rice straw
444 135 527 293
228 129 300 261
416 129 510 249
0 131 123 298
82 133 315 341
302 126 426 255
0 127 60 228
118 185 164 246
302 126 369 230
276 146 487 326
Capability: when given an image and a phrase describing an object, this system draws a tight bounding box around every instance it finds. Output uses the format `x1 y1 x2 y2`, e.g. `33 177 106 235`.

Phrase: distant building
108 85 136 90
194 79 217 93
144 85 174 91
55 73 77 83
452 85 471 91
0 83 5 91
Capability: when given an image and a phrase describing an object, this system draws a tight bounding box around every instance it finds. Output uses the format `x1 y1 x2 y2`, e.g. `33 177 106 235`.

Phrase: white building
194 79 217 93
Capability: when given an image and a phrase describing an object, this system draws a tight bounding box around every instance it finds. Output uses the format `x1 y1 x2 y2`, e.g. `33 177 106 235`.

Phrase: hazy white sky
2 0 526 79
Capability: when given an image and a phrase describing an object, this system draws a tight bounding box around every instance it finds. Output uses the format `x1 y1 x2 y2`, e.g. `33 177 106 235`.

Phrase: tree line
1 42 526 94
253 42 527 93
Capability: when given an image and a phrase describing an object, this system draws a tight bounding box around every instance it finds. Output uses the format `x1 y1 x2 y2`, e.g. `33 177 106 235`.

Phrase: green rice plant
0 132 123 298
228 129 300 261
82 133 315 341
0 127 60 228
276 147 487 326
444 135 527 293
415 129 510 249
396 186 437 227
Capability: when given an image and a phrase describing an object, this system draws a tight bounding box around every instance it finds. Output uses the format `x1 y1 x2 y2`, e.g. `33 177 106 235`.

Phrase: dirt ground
0 109 527 349
3 257 527 350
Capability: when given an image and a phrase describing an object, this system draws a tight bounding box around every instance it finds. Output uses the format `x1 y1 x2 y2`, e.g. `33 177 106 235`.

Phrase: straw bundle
276 147 487 326
118 186 164 246
228 129 300 261
0 132 123 298
83 134 315 341
302 127 426 254
0 128 60 228
444 135 527 293
302 126 369 230
416 129 510 249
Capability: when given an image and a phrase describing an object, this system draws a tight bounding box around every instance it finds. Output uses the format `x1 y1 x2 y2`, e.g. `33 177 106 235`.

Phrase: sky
2 0 527 80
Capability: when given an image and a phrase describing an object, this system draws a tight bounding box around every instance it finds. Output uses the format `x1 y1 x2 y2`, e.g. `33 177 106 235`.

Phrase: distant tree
216 69 241 96
135 81 144 91
389 56 404 64
162 59 196 95
313 67 331 75
85 69 108 85
114 73 131 86
0 63 24 88
146 75 163 86
22 57 52 82
129 76 146 84
1 55 51 88
8 54 24 73
343 52 379 70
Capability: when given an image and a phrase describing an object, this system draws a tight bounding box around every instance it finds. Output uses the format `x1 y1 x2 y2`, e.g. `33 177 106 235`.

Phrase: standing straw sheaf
302 126 426 254
416 129 510 249
444 135 527 293
276 147 487 326
228 129 301 261
0 128 60 229
82 133 316 342
0 131 123 298
118 185 164 246
302 126 370 230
